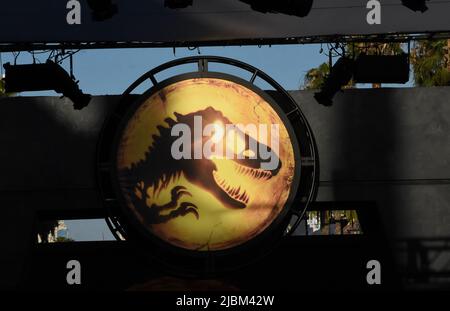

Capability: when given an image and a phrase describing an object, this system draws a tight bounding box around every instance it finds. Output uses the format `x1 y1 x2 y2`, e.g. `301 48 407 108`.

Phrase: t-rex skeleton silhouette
119 107 282 224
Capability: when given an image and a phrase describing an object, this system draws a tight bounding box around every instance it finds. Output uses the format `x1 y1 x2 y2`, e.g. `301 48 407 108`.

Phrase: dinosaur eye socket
211 121 224 143
242 149 256 158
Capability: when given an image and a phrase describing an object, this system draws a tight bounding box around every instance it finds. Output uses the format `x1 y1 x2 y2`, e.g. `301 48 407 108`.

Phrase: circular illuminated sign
98 57 318 274
115 77 298 251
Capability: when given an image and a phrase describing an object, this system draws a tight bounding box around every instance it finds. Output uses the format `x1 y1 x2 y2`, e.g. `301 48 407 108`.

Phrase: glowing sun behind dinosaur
116 78 297 251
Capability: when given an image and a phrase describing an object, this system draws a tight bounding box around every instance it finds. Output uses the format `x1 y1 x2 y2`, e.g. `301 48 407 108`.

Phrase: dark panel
292 88 450 181
0 96 118 190
25 236 398 291
316 183 450 238
0 0 449 46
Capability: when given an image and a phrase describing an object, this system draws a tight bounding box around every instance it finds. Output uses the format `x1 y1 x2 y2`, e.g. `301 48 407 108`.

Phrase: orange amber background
117 78 296 251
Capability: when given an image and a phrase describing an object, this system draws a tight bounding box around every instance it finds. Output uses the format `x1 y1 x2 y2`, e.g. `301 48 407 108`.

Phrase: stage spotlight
314 57 354 107
3 60 92 110
164 0 193 9
401 0 429 12
353 54 410 84
87 0 118 21
240 0 314 17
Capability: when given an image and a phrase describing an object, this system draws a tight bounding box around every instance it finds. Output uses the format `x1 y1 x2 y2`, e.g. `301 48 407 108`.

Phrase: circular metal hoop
97 56 319 275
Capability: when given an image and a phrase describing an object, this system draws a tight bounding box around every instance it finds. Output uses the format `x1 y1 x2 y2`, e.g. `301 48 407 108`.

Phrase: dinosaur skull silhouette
119 107 282 224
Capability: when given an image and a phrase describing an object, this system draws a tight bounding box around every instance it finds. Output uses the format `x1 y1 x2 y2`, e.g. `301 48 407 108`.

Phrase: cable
55 50 81 64
12 51 20 65
0 52 3 78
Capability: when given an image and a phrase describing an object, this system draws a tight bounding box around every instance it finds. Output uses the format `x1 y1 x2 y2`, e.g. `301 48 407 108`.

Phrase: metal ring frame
97 56 319 275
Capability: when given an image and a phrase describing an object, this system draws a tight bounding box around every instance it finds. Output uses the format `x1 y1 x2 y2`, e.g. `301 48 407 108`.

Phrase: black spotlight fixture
240 0 314 17
314 57 354 107
353 53 410 84
401 0 429 12
3 60 92 110
87 0 118 21
164 0 193 9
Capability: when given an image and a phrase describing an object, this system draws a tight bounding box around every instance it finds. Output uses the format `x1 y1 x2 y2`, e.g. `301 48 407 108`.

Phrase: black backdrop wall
1 87 449 289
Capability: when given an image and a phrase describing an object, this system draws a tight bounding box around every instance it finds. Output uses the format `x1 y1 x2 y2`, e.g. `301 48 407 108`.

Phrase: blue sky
2 44 330 95
0 44 412 241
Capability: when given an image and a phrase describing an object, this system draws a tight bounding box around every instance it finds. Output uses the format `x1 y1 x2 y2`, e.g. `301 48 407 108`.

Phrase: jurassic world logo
116 78 296 251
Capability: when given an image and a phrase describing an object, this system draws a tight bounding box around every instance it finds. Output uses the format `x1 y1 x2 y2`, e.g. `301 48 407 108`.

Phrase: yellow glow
116 78 296 251
242 149 255 158
211 121 224 143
